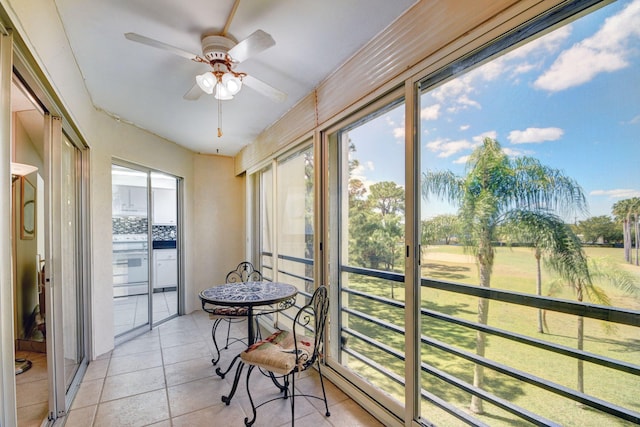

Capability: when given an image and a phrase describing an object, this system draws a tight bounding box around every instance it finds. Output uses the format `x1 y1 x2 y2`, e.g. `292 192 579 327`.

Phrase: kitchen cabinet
113 185 147 216
152 188 177 225
153 248 177 290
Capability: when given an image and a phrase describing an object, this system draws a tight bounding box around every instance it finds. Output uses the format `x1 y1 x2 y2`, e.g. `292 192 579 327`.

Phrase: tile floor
114 290 178 336
65 310 384 426
15 350 49 427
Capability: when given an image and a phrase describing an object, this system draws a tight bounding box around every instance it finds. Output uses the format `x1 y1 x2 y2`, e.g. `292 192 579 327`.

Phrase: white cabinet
153 249 177 289
152 188 177 225
113 185 147 216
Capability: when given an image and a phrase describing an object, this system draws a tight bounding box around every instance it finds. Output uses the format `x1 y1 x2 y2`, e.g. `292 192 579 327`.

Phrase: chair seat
240 330 315 375
208 306 249 317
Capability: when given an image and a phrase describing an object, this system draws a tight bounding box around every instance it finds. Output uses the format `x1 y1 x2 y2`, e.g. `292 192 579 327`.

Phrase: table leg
247 308 254 345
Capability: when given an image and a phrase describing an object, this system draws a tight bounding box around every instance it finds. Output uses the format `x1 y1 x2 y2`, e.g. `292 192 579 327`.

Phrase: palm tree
501 211 577 333
612 197 640 265
422 138 586 414
546 249 640 395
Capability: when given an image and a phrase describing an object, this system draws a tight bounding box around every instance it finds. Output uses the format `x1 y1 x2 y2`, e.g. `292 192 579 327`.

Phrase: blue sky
348 0 640 221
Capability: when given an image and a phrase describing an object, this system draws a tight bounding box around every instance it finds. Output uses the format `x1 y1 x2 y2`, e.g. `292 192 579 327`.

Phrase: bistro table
199 281 298 404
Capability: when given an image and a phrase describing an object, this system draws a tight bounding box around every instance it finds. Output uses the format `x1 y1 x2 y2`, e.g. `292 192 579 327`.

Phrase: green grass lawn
342 246 640 426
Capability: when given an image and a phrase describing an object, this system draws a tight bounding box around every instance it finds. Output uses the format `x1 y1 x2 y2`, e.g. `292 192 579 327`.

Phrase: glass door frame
111 159 183 344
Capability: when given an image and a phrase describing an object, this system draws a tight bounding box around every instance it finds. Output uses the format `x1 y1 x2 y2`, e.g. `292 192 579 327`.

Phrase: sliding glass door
326 93 407 417
112 163 180 339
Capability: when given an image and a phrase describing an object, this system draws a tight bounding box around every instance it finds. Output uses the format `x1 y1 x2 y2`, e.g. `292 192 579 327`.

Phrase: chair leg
211 319 222 365
317 362 331 417
290 372 295 426
221 361 244 406
243 364 257 427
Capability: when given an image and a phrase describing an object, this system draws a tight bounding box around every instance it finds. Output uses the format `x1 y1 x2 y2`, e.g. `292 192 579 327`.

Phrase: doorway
112 164 180 339
11 75 88 424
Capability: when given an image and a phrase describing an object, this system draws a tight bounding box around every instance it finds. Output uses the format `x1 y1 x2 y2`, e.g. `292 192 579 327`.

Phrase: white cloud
508 127 564 144
421 104 441 120
453 155 470 164
366 161 375 171
590 189 640 198
628 114 640 124
393 126 405 140
426 138 474 158
535 0 640 91
502 147 529 157
459 124 470 131
472 130 497 144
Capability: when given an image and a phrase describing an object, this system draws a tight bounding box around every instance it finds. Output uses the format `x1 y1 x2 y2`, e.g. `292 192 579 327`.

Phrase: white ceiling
53 0 416 156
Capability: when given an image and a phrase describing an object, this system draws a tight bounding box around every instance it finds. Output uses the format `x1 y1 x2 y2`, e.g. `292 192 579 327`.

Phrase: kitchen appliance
113 234 149 297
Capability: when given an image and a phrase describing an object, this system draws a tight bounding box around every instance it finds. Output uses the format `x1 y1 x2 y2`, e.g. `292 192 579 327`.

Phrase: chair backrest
292 285 329 370
226 261 263 283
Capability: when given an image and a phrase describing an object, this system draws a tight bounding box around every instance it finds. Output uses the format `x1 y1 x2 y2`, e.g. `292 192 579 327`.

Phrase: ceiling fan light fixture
214 83 233 100
221 72 242 95
196 72 216 94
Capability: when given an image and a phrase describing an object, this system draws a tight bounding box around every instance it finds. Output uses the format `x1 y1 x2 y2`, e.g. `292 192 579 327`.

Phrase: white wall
1 0 244 358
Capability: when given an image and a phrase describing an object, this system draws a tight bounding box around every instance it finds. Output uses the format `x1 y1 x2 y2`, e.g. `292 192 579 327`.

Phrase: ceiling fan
124 29 286 103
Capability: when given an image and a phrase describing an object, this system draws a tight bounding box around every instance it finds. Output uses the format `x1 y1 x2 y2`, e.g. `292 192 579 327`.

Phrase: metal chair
240 285 330 427
207 262 263 364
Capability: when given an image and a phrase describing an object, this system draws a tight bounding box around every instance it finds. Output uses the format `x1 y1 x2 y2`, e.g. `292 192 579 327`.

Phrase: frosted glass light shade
195 72 216 94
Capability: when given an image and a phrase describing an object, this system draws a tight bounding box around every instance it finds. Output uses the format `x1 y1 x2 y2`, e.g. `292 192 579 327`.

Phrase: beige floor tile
294 370 348 411
282 410 333 427
65 405 97 427
107 350 163 376
83 358 109 381
163 355 216 387
93 389 169 427
166 377 225 417
111 335 160 357
101 366 165 402
162 340 212 366
16 401 48 427
159 330 204 348
16 378 49 408
327 399 385 427
71 378 104 409
235 393 317 427
170 402 246 426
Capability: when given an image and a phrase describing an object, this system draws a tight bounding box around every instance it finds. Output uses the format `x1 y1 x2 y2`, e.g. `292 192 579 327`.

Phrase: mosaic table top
199 281 297 307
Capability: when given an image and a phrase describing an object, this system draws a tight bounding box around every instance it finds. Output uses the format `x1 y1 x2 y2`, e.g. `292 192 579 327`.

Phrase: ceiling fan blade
183 82 203 100
125 32 199 61
228 30 275 63
243 74 287 103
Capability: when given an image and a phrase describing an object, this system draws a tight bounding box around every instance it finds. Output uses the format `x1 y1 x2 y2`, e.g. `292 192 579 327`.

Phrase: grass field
342 246 640 426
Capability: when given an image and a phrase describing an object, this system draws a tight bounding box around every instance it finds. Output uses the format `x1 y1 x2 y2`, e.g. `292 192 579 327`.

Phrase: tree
422 138 586 414
349 181 405 275
501 212 579 333
612 197 640 265
422 214 460 245
576 215 621 244
546 248 640 396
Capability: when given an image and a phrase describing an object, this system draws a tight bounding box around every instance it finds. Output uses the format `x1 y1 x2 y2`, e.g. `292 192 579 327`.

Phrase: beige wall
1 0 245 358
192 154 246 308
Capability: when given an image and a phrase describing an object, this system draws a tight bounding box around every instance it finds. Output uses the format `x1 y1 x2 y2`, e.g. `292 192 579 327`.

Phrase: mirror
21 176 35 240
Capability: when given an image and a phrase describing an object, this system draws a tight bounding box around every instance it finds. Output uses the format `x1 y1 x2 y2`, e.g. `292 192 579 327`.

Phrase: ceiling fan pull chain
218 96 223 137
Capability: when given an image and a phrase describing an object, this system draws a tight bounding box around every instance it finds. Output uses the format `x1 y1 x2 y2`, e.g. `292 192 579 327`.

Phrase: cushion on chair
208 306 249 318
240 330 315 375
